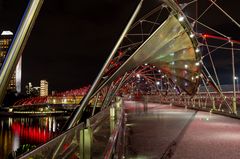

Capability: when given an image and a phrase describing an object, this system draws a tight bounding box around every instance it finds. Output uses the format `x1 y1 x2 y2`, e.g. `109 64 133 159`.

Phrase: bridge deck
124 101 240 159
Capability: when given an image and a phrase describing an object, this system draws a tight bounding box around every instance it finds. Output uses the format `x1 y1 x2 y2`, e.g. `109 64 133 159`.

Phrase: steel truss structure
66 0 240 128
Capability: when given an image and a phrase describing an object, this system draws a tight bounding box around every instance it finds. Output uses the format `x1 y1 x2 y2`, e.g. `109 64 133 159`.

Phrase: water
0 116 69 159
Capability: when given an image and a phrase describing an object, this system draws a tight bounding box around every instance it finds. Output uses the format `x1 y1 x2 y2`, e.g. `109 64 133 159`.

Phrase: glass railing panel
89 107 111 158
89 99 124 159
18 99 125 159
19 122 84 159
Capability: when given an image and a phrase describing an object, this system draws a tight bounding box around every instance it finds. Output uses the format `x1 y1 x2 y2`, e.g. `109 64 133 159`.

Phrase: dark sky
0 0 240 92
22 0 138 92
0 0 137 92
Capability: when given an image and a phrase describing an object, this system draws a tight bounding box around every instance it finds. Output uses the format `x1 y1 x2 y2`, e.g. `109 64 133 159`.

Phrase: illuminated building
0 31 22 93
40 80 48 96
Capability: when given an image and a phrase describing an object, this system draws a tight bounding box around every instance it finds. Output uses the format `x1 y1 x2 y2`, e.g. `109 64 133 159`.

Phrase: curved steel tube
0 0 44 104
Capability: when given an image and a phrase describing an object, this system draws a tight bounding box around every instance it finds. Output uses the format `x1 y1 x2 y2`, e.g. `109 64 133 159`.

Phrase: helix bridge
1 0 240 158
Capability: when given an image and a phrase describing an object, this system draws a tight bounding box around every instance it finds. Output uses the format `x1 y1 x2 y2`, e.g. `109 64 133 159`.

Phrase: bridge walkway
124 101 240 159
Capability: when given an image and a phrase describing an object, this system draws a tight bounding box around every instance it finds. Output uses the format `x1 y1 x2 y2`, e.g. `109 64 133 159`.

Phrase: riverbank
0 110 69 117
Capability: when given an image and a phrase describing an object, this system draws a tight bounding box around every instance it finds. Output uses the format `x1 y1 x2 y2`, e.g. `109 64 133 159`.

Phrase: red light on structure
203 34 208 38
118 51 123 56
201 33 240 44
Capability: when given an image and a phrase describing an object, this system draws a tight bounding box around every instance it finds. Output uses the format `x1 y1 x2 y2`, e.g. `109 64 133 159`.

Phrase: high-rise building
0 30 22 93
40 80 48 96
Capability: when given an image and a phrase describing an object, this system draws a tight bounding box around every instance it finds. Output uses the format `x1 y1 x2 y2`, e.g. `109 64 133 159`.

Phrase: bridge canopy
95 14 200 95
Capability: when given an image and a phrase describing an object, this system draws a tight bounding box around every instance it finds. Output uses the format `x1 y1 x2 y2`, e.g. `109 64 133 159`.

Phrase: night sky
22 0 138 92
0 0 240 92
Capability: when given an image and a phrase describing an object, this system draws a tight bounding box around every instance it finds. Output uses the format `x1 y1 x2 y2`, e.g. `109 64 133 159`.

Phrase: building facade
0 31 22 93
40 80 48 96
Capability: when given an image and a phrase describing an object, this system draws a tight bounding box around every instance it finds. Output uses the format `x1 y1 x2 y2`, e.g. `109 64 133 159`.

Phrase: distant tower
0 30 22 93
15 56 22 93
40 80 48 96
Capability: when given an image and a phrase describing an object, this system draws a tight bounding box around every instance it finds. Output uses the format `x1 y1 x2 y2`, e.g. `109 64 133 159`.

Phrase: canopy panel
95 14 200 95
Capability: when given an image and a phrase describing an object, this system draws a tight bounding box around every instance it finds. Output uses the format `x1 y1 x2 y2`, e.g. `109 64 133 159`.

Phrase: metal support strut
65 0 144 130
0 0 44 104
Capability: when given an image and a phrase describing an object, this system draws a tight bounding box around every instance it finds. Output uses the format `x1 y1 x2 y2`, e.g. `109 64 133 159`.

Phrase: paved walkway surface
124 101 240 159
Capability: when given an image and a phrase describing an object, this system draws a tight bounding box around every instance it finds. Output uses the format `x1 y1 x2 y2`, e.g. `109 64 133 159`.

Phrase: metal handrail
88 107 110 130
146 95 240 116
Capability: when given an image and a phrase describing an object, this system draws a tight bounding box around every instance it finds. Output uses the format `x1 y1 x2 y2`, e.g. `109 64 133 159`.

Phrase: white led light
190 32 194 38
195 48 200 53
195 62 200 66
178 15 184 22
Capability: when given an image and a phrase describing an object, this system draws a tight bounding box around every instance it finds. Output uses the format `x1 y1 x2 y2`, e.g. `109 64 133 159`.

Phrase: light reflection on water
0 116 68 159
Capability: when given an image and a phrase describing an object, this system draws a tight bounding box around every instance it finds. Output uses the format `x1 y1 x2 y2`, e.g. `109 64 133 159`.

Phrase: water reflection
0 116 68 159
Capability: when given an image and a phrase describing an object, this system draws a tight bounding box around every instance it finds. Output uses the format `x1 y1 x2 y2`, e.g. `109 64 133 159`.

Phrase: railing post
193 98 195 107
80 120 92 159
204 97 206 108
116 97 120 108
198 97 201 107
212 97 216 110
144 96 148 111
110 105 116 133
169 97 172 106
110 106 116 119
233 96 237 115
